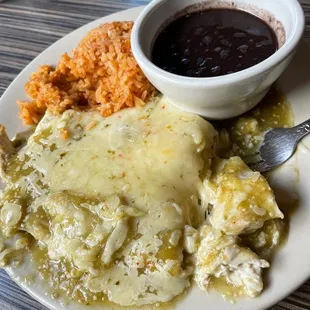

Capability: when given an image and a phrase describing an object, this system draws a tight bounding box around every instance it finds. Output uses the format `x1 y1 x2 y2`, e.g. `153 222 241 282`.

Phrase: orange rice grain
18 22 157 125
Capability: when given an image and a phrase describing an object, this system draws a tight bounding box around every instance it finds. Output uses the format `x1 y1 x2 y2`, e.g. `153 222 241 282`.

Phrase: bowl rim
131 0 305 87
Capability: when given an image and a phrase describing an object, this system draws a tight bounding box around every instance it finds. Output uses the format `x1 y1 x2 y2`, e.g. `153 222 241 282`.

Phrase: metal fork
246 119 310 173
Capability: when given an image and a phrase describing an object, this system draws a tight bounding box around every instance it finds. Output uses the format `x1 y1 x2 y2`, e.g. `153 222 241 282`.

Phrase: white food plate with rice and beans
0 0 309 310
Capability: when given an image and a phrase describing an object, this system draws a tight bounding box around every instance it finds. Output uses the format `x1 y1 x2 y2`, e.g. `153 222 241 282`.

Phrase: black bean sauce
152 9 278 78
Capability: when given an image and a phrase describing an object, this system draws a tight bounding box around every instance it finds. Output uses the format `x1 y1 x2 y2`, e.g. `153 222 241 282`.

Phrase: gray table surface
0 0 310 309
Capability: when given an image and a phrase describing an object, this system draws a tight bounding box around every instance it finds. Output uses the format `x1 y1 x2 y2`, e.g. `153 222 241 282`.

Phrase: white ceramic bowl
131 0 305 119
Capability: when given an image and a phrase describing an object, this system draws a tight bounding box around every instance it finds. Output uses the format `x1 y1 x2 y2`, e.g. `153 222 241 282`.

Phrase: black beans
220 39 232 47
211 66 221 75
194 27 205 35
181 58 191 65
172 52 180 57
184 48 190 56
195 67 205 76
152 9 278 78
233 32 247 39
256 41 269 48
202 35 213 46
220 49 230 59
237 45 249 54
197 57 205 66
186 69 194 76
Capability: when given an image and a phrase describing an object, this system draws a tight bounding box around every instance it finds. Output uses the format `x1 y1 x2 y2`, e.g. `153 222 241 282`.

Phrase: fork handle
294 118 310 141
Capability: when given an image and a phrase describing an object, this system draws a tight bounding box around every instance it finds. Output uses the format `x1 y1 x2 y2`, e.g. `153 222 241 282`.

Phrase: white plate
1 6 310 310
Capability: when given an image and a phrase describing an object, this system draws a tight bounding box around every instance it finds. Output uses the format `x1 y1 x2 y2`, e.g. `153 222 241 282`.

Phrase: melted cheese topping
0 99 217 306
0 98 286 306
